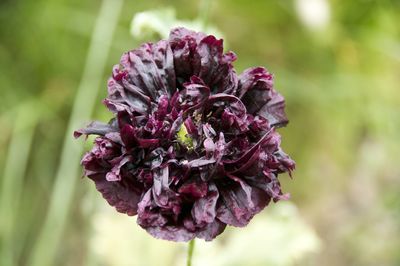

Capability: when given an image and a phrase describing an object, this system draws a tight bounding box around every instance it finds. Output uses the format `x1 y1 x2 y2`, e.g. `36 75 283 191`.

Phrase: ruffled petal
89 173 141 216
191 182 219 226
238 67 288 127
216 176 270 227
120 41 176 101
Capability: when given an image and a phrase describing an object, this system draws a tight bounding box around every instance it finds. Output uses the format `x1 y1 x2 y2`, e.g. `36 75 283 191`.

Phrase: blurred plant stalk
28 0 124 265
0 106 38 266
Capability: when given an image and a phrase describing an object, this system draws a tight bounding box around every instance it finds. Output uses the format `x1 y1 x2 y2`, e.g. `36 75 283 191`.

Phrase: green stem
187 239 195 266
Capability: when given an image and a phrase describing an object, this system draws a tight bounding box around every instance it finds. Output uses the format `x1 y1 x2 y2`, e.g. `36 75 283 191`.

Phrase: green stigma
177 123 194 149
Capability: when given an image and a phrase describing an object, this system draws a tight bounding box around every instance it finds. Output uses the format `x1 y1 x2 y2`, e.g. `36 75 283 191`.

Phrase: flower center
176 123 194 150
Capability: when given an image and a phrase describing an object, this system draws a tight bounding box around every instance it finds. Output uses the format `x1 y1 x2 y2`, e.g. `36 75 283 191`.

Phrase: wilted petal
106 156 131 181
188 157 216 168
137 190 169 226
169 28 237 94
203 138 215 155
74 121 117 138
105 77 151 114
238 67 273 109
89 173 141 216
257 89 288 127
183 117 198 136
196 219 226 241
169 27 206 42
120 41 176 101
216 176 270 227
192 182 219 225
178 178 208 199
145 225 195 242
120 124 159 149
197 36 235 91
180 76 210 112
152 166 181 215
238 67 288 127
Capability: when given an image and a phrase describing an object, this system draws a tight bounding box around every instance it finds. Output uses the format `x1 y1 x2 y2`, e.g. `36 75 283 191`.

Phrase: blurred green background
1 0 399 265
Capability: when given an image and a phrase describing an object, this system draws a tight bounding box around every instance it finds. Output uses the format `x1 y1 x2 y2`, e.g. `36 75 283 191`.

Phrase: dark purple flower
75 27 295 242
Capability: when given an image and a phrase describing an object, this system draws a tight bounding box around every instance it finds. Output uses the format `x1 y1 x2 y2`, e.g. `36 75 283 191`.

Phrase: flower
75 27 295 242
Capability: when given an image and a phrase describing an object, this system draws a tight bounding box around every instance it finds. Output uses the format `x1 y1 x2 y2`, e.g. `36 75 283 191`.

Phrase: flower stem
187 239 196 266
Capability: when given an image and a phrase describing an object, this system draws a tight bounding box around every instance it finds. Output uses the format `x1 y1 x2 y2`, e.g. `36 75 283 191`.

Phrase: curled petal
238 67 288 127
196 220 226 241
120 124 159 149
74 121 117 138
216 176 270 227
192 182 219 226
238 67 273 102
120 41 176 101
89 173 141 216
106 156 131 181
179 178 208 199
188 157 216 168
180 76 210 112
257 89 288 127
145 225 195 242
105 77 151 114
151 167 179 210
